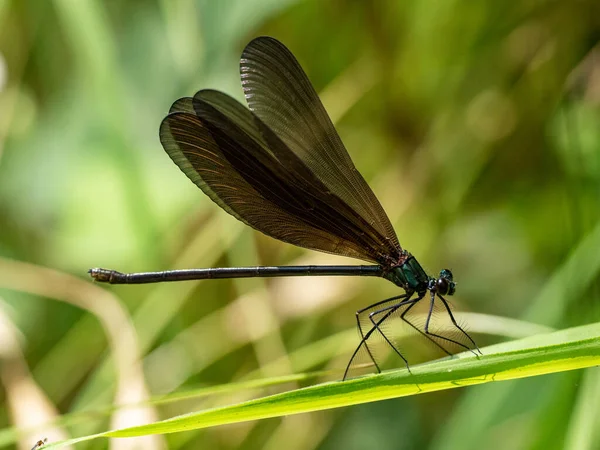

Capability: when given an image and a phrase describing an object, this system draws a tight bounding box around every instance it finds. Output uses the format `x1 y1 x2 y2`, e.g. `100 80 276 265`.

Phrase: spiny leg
345 304 404 380
354 293 412 374
343 294 415 380
399 293 453 355
436 293 482 355
367 303 415 370
345 294 411 379
423 292 475 353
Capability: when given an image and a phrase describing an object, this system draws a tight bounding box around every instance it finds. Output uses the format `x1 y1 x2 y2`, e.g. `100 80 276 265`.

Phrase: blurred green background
1 0 599 449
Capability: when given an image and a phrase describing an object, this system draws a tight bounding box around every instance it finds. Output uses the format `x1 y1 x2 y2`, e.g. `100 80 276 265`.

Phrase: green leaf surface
47 321 600 447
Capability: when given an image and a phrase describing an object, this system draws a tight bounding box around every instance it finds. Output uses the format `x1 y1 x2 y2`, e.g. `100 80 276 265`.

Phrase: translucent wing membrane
169 97 194 114
160 90 398 262
240 36 401 261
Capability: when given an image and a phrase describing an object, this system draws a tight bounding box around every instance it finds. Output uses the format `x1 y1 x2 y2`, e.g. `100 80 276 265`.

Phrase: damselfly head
436 269 456 295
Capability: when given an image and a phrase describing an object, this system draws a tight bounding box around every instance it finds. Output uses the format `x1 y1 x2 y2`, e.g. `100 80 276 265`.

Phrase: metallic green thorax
383 255 430 292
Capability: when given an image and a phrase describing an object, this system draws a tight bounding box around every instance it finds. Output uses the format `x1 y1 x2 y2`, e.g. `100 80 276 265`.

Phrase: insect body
90 37 480 379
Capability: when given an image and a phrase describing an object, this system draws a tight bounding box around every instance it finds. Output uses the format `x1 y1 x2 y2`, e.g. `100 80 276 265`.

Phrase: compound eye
436 277 450 295
440 269 453 281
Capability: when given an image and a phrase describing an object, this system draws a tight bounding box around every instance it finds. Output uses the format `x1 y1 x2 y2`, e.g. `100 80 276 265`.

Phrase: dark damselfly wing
159 38 402 264
169 96 194 114
240 37 401 259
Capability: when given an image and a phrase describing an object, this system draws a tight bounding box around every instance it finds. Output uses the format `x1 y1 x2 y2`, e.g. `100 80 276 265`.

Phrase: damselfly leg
354 293 412 373
344 294 419 379
430 293 482 355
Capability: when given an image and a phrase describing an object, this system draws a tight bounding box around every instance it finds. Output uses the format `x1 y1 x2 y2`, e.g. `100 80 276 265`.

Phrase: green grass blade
45 322 600 447
431 220 600 450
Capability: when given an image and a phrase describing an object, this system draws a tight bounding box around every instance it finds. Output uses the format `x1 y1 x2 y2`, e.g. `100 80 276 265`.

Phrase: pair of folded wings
159 36 402 265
